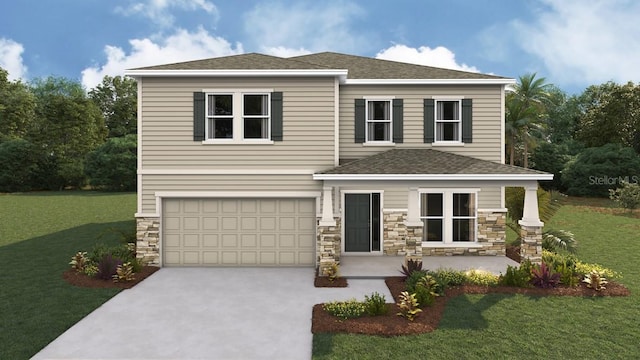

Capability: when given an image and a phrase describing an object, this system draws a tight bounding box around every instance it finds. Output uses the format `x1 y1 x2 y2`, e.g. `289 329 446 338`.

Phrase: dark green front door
345 194 371 252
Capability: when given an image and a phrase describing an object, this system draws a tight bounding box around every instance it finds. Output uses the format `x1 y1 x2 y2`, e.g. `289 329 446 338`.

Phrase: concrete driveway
33 268 392 360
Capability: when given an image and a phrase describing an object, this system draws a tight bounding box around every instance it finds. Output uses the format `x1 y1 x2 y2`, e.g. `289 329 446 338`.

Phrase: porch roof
313 149 552 181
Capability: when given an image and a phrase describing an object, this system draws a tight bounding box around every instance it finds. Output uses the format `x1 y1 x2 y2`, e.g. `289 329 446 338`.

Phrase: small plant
325 263 339 282
542 250 577 271
83 263 98 277
542 229 577 254
113 262 136 282
609 181 640 213
414 275 441 307
428 268 466 287
405 270 428 292
69 251 88 272
364 292 388 316
396 291 422 321
465 270 499 286
555 262 579 287
400 259 423 280
323 299 366 320
583 271 608 291
530 262 561 288
96 254 123 280
499 264 531 287
575 261 620 280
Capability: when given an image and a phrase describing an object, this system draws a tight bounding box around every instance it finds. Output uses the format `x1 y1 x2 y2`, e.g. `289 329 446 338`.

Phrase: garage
162 198 316 266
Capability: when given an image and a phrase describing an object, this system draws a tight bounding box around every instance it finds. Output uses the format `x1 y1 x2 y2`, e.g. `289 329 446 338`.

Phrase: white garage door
163 198 316 266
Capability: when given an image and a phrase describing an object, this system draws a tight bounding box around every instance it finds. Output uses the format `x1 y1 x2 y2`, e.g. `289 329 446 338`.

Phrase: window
202 91 275 142
435 100 461 142
366 100 392 142
420 191 477 243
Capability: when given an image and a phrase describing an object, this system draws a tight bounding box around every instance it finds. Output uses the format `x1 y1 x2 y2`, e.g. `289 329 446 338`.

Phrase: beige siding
140 77 336 170
141 174 320 213
338 84 503 162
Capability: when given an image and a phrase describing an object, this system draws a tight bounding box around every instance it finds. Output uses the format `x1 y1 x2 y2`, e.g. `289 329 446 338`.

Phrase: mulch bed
506 244 521 263
63 266 160 289
314 276 348 287
311 276 630 337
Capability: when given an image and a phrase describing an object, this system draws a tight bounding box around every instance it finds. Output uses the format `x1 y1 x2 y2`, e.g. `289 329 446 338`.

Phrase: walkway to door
339 256 518 278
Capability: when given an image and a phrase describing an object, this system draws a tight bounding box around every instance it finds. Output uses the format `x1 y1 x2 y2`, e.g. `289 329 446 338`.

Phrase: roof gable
132 53 332 71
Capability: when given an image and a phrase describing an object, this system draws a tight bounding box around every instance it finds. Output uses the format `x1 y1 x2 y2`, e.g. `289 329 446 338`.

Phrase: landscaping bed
312 275 630 337
64 266 159 289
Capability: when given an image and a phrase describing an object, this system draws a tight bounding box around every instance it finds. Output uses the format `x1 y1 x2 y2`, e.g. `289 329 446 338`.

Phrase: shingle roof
131 52 509 80
317 149 550 176
132 53 332 70
291 52 507 80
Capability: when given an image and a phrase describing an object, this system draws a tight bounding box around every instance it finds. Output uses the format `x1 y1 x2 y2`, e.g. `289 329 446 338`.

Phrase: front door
344 193 381 252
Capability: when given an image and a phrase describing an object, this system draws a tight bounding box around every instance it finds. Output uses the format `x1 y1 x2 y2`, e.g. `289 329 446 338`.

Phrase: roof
291 52 507 80
126 52 513 84
313 149 552 181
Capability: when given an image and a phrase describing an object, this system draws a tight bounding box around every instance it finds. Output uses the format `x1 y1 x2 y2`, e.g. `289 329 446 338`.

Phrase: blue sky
1 0 639 94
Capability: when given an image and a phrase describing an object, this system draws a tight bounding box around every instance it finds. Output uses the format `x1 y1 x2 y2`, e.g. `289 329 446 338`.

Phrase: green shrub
555 262 580 287
542 229 578 254
89 243 135 265
0 138 51 192
405 270 428 293
85 134 137 191
364 292 388 316
414 275 441 307
396 291 422 321
561 143 640 197
609 181 640 212
499 265 531 287
575 261 620 280
465 270 499 286
83 263 98 277
323 299 366 320
542 250 577 270
428 268 467 287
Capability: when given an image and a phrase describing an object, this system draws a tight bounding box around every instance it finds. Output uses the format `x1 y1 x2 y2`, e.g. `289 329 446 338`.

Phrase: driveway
33 268 392 360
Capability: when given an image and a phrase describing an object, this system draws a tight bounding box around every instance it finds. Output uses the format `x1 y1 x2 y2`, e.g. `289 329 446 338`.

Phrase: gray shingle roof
132 53 332 70
131 52 509 80
317 149 550 175
291 52 507 80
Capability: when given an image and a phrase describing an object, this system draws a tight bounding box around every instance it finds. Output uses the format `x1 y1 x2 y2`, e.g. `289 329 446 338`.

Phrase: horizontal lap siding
141 174 320 213
339 85 503 162
140 77 336 169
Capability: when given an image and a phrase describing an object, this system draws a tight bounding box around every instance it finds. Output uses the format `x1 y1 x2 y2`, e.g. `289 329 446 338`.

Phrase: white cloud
375 44 480 73
0 37 27 80
81 27 243 90
263 46 311 58
244 1 368 54
116 0 219 28
513 0 640 85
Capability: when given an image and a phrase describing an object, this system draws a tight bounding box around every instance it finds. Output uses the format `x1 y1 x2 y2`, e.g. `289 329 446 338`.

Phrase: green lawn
0 191 136 359
313 201 640 359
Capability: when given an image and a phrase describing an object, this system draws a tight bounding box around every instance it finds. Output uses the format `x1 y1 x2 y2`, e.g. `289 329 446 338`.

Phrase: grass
0 191 136 359
313 198 640 359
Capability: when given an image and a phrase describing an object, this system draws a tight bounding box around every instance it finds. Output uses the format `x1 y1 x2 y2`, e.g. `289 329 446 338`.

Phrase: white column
319 186 336 226
518 183 544 227
404 187 423 227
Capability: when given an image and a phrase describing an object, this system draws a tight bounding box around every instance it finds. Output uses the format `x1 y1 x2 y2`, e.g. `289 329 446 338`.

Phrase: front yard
0 192 136 359
313 201 640 359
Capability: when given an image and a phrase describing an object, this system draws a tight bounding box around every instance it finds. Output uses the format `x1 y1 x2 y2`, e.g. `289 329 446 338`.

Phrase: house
125 52 552 275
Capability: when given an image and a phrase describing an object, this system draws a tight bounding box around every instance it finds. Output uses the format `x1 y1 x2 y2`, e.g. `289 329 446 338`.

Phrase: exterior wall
338 84 503 162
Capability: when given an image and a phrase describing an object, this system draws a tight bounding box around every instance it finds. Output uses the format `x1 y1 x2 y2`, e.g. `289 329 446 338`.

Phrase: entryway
344 192 381 253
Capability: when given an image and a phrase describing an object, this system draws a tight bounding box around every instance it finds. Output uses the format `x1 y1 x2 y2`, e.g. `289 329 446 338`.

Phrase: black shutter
354 99 365 143
462 98 473 143
392 99 403 143
193 92 205 141
423 99 435 143
271 92 283 141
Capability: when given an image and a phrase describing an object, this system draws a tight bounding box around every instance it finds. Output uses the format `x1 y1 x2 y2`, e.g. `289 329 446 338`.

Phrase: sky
1 0 639 94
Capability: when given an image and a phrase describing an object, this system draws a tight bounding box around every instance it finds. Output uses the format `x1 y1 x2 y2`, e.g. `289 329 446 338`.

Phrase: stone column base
520 225 543 264
317 218 341 276
136 216 160 266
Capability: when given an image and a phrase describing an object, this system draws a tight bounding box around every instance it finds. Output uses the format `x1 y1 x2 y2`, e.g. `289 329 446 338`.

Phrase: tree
89 75 137 138
85 134 137 191
27 77 107 188
0 67 36 139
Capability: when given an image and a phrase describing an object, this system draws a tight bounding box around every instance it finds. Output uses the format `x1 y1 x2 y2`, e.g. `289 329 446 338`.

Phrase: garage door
163 198 316 266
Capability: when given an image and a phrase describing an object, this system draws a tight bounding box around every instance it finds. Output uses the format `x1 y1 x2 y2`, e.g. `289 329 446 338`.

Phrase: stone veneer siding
520 225 543 263
383 210 507 256
136 217 161 266
317 218 341 276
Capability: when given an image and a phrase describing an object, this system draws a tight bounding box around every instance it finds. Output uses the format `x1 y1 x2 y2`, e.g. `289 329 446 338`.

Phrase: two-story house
126 52 551 275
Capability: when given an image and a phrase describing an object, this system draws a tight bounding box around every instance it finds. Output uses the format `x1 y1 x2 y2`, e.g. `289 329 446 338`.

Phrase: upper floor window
435 100 461 142
366 100 392 142
423 98 472 144
208 94 233 139
204 91 272 142
243 94 270 139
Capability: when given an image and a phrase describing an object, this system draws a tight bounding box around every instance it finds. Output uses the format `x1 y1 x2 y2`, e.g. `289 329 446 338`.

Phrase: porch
339 255 519 279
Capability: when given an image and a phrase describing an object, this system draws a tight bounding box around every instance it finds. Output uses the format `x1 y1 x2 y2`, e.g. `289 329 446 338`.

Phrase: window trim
434 98 463 144
364 98 394 144
202 88 274 144
206 92 234 141
241 93 271 141
419 189 479 244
